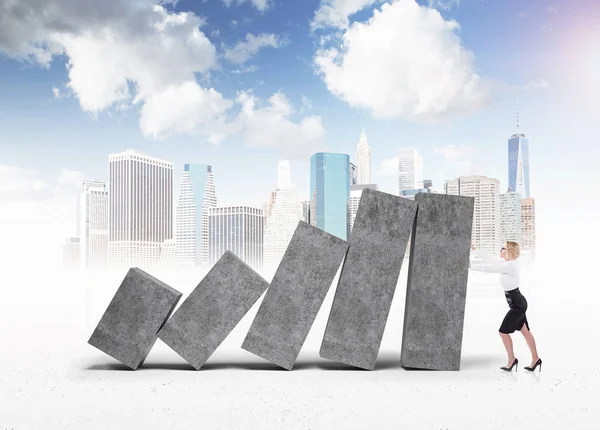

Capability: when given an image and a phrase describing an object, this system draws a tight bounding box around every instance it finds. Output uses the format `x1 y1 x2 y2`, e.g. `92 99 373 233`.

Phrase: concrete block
88 268 182 370
320 188 417 370
158 251 269 370
242 221 348 370
400 193 475 370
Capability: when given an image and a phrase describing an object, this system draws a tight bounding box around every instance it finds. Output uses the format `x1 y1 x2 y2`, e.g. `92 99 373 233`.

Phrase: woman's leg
499 331 516 366
519 322 540 367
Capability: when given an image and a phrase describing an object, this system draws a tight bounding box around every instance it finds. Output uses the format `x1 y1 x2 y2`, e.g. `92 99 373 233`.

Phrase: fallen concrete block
242 221 348 370
319 188 417 370
88 267 182 370
158 251 269 370
400 193 474 370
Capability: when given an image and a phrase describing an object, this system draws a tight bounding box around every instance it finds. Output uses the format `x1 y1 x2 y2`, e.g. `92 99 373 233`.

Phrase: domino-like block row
88 190 474 371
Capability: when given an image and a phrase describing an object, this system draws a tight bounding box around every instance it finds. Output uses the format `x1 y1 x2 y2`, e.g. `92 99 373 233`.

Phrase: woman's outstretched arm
470 248 512 274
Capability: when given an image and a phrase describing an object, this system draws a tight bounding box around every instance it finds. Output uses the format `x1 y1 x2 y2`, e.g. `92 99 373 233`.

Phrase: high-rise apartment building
500 189 523 244
521 197 536 254
445 176 501 255
310 152 350 241
508 132 530 198
398 148 424 195
78 181 108 270
208 206 264 272
108 149 173 269
175 164 216 267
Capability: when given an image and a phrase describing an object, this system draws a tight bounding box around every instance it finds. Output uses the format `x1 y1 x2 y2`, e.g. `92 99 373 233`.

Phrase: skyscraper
78 181 108 271
356 128 371 184
175 164 217 267
63 237 80 270
349 162 357 186
159 239 177 269
208 206 264 272
521 197 536 255
108 149 173 269
264 160 303 269
310 152 350 241
348 184 378 236
445 176 501 255
398 148 424 195
508 105 531 198
500 189 523 244
301 200 310 224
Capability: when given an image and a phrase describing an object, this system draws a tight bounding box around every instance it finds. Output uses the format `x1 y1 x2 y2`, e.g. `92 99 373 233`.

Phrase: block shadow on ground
85 353 499 371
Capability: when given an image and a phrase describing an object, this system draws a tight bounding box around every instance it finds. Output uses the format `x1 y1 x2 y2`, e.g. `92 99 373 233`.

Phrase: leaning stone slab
320 188 417 370
158 251 269 370
88 267 182 370
400 193 475 371
242 221 348 370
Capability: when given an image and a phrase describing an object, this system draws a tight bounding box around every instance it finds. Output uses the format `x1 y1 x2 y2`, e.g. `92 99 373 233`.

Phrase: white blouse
470 249 520 292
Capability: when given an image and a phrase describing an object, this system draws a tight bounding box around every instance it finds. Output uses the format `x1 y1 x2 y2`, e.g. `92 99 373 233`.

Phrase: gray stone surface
88 268 182 370
242 221 348 370
158 251 269 370
400 193 475 371
320 188 417 370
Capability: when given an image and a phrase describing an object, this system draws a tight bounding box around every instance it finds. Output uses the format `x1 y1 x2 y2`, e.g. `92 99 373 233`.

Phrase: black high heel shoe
501 358 518 371
525 358 542 372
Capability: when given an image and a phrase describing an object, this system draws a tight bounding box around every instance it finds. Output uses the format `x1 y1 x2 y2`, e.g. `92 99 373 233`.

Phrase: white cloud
435 144 475 161
379 157 398 176
428 0 461 10
234 92 326 158
52 87 61 99
0 165 48 202
224 33 281 65
314 0 488 122
222 0 273 12
300 95 314 111
0 0 226 140
311 0 381 31
139 81 233 142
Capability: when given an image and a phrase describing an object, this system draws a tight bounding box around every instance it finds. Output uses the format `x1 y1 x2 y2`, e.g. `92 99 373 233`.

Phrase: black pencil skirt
499 288 530 334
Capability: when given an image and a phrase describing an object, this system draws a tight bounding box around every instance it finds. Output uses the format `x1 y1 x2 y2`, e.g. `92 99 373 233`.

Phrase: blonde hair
506 241 520 260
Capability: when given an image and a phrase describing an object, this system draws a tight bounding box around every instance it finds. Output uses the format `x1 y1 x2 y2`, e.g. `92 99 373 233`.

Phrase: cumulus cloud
0 0 227 140
224 33 281 64
311 0 382 30
314 0 489 122
234 92 326 158
222 0 272 12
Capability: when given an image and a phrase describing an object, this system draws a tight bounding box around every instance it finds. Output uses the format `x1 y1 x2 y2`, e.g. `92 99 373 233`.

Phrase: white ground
1 251 598 429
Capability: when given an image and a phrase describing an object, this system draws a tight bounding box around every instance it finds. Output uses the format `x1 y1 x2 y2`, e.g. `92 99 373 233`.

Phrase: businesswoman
470 241 542 372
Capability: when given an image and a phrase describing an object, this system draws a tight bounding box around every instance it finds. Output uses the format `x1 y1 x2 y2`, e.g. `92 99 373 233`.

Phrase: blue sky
1 0 599 255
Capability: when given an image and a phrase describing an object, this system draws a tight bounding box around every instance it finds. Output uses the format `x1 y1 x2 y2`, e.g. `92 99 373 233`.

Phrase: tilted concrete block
400 193 475 370
242 221 348 370
88 267 182 370
158 251 269 370
320 188 417 370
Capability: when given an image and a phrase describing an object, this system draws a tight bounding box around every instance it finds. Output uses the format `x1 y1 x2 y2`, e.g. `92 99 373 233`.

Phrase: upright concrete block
400 193 475 371
158 251 269 370
320 188 417 370
241 221 348 370
88 268 182 370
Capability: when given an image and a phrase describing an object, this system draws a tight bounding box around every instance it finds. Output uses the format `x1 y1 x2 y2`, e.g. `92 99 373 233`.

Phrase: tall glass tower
310 152 350 241
176 164 216 267
508 133 530 198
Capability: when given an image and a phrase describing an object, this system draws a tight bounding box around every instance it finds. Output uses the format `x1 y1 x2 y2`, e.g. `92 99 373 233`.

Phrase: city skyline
2 0 597 272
